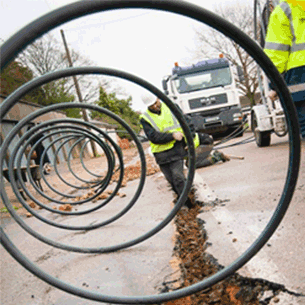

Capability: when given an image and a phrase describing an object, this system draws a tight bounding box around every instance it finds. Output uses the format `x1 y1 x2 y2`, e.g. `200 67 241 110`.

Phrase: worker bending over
140 95 214 208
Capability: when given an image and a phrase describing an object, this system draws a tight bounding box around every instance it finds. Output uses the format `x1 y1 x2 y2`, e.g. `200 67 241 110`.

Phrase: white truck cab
162 57 244 136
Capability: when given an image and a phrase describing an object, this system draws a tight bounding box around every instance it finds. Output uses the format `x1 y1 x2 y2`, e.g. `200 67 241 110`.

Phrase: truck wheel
254 128 271 147
252 112 271 147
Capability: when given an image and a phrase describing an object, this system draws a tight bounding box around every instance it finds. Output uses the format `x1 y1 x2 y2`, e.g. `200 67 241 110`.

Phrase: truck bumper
190 107 243 134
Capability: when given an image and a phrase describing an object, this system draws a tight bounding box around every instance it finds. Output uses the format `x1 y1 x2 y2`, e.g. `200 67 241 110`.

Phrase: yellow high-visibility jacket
264 0 305 101
264 0 305 73
140 103 199 154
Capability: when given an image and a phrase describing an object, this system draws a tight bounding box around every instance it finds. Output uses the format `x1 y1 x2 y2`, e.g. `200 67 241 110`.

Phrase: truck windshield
174 67 232 93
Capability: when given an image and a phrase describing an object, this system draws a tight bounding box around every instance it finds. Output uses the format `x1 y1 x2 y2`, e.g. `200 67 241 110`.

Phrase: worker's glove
172 131 184 141
213 150 230 162
268 90 278 101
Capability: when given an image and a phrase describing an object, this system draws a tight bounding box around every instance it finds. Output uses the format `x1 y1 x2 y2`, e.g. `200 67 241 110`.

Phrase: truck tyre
254 128 271 147
252 112 271 147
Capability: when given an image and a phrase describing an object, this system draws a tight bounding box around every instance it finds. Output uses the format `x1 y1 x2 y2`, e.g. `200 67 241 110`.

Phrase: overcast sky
0 0 252 111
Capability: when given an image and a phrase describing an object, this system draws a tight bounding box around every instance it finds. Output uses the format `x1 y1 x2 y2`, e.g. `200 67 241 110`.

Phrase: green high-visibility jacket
140 103 200 154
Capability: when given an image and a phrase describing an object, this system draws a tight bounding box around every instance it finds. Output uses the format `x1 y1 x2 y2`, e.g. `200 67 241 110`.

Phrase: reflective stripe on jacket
140 103 199 154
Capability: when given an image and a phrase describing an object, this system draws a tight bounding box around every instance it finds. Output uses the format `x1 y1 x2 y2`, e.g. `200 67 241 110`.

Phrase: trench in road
157 198 305 305
155 135 305 304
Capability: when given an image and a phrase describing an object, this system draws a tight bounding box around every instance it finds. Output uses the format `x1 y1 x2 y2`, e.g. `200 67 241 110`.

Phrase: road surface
1 133 304 304
195 133 305 304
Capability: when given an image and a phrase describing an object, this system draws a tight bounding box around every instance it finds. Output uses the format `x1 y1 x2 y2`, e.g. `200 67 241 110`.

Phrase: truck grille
188 93 227 110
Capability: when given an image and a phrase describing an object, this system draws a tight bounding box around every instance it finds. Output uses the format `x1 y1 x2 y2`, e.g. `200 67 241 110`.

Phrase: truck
161 57 245 137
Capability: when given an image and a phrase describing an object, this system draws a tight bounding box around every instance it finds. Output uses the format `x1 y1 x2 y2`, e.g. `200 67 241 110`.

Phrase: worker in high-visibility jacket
140 94 213 208
264 0 305 139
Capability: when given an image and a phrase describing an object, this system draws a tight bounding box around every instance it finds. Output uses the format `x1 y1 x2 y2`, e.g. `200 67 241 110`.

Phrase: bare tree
17 33 112 105
191 1 259 106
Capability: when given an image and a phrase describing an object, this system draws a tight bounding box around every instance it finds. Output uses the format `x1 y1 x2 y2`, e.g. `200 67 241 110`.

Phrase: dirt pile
110 157 160 186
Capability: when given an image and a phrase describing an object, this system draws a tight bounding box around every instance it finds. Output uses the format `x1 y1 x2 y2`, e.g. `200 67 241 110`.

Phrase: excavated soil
159 204 294 305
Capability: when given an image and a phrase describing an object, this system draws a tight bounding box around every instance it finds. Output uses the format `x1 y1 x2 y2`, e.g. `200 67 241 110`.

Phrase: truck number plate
205 117 219 123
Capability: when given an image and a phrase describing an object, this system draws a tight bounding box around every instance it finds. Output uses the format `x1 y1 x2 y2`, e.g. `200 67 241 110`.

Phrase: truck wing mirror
162 79 169 95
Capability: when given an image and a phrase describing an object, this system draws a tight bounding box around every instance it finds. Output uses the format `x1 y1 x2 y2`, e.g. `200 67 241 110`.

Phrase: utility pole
60 29 98 157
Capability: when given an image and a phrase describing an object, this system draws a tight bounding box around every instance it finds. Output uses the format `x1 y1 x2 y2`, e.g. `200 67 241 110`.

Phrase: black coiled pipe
0 0 301 304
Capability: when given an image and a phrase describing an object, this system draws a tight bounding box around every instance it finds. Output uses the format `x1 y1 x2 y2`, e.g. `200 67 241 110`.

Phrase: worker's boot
173 196 193 209
187 186 201 208
184 197 194 209
173 187 197 209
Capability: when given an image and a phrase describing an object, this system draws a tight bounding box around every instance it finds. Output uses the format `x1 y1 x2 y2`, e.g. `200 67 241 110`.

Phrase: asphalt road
195 133 305 305
1 161 177 304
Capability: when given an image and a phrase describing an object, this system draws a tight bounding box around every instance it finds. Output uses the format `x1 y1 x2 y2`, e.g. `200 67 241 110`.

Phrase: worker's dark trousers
295 101 305 139
159 159 186 196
